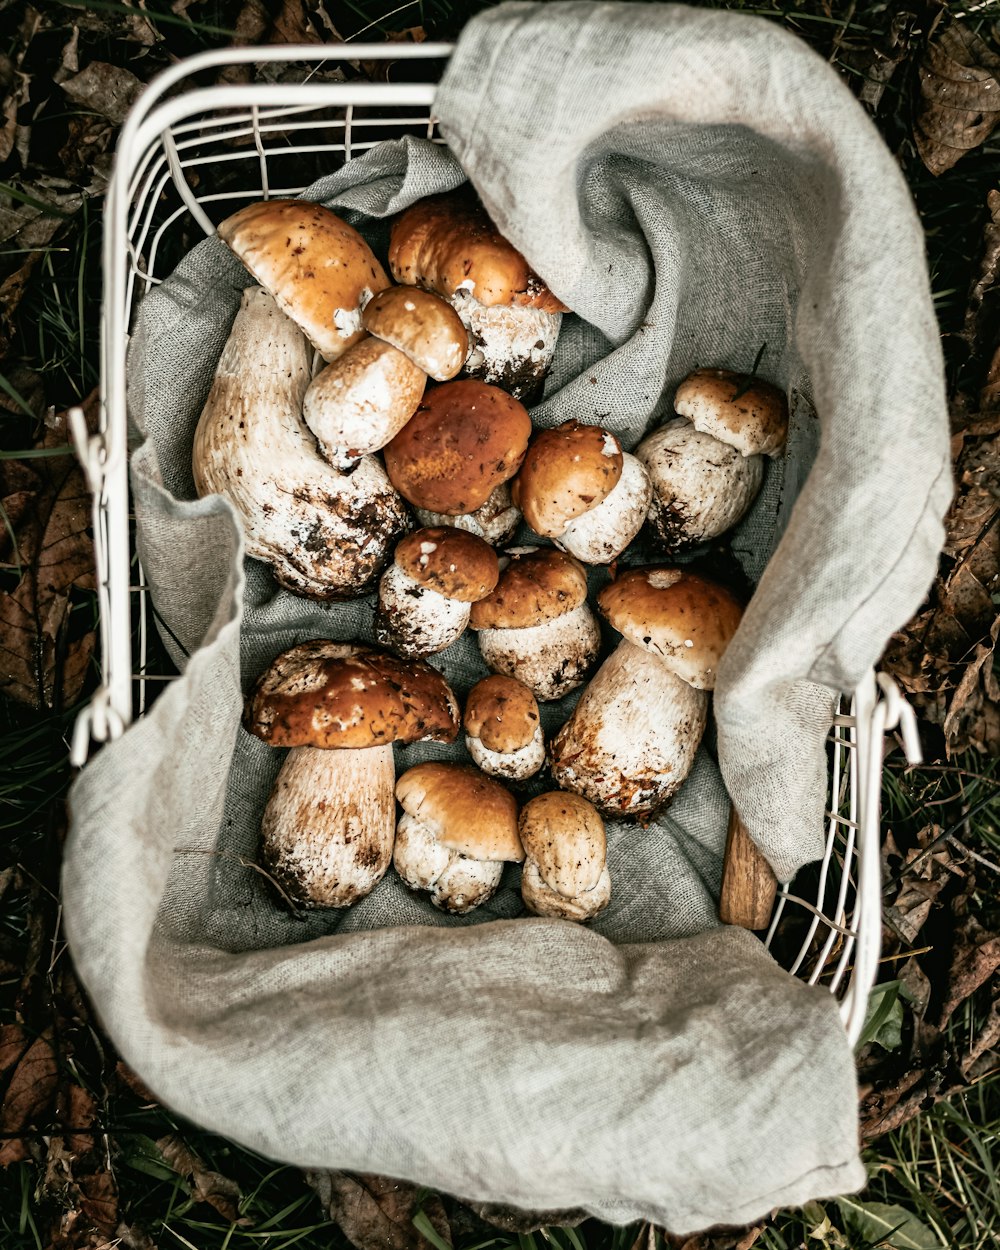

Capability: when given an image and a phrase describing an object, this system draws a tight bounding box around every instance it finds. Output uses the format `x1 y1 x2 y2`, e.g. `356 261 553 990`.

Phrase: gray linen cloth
64 1 951 1231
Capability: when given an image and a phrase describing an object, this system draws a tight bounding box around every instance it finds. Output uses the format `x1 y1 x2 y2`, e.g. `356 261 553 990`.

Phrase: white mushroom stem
556 453 653 564
476 601 602 702
260 744 395 908
635 417 764 548
393 812 504 914
466 721 546 781
450 287 561 400
374 563 469 657
521 859 612 921
415 482 521 547
549 640 708 814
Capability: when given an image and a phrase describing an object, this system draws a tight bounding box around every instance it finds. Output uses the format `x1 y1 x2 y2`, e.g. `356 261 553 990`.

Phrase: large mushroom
374 526 499 657
244 642 459 909
512 420 652 564
468 547 601 702
464 675 545 781
191 287 409 599
389 188 567 402
519 792 611 922
394 762 524 914
549 568 743 815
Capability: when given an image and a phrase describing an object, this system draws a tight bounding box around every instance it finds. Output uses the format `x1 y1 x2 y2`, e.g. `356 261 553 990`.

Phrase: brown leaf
665 1227 762 1250
61 62 143 126
914 23 1000 175
0 249 41 356
845 7 923 116
155 1134 250 1226
42 1084 119 1237
963 189 1000 360
0 1028 58 1165
962 998 1000 1077
940 919 1000 1023
307 1170 451 1250
461 1199 587 1233
859 1060 964 1141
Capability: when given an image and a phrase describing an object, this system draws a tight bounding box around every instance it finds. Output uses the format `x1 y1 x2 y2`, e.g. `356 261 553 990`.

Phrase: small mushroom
512 421 652 564
389 189 566 402
549 568 743 815
191 287 409 599
414 482 522 548
244 642 460 908
464 675 544 781
519 792 611 922
383 379 532 516
468 547 601 701
675 367 788 458
362 286 469 382
217 199 390 362
394 762 524 914
374 526 499 657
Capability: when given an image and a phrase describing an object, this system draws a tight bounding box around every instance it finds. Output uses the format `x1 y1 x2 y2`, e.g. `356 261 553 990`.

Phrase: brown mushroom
362 286 469 381
464 675 545 781
519 792 611 922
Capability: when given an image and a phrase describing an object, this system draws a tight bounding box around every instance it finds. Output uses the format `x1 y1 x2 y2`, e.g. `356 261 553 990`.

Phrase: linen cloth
64 1 951 1230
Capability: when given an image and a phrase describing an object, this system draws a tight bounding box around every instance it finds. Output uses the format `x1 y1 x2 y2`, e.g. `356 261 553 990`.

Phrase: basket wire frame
68 43 922 1048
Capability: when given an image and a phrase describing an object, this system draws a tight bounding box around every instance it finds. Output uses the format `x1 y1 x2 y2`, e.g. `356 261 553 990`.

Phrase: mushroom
468 547 601 702
362 286 469 382
389 188 567 402
244 642 460 908
374 526 499 657
464 675 545 781
549 568 743 815
394 762 524 914
191 287 409 599
519 792 611 922
414 482 522 548
217 199 390 362
383 379 532 516
511 421 653 564
636 368 788 550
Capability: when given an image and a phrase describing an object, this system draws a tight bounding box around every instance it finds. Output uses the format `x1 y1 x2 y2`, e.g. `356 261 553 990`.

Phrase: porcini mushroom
519 792 611 922
394 762 524 914
244 642 460 908
636 368 788 550
374 526 499 657
191 287 409 599
414 482 522 547
217 199 390 362
362 286 469 382
468 547 601 702
512 421 653 564
464 675 545 781
549 568 743 815
389 189 567 401
383 379 532 516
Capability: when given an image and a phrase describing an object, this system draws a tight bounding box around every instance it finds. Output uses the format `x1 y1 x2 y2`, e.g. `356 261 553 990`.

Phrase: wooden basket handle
719 806 778 930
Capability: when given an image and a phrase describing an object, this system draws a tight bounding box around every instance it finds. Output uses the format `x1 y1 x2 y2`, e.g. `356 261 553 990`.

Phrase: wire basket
68 43 922 1048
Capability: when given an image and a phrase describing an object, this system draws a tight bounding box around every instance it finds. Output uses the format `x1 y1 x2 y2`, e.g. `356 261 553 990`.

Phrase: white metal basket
68 43 922 1048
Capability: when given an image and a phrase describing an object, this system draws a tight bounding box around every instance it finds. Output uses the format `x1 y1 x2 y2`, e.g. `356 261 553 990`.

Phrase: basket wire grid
68 44 922 1048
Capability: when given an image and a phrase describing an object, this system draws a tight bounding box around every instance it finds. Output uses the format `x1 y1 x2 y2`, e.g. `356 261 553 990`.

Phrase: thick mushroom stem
549 641 708 814
374 563 470 657
260 744 395 908
415 483 521 547
556 453 653 564
393 813 504 914
521 859 612 921
451 288 562 402
476 602 601 702
466 722 546 781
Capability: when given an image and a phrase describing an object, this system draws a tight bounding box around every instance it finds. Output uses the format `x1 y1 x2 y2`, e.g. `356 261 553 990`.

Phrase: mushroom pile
195 185 789 925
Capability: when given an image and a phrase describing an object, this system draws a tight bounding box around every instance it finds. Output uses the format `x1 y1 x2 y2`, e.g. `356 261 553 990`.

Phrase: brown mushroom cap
395 762 524 862
673 368 788 458
383 379 532 515
597 568 744 690
362 286 468 382
511 421 624 538
217 200 390 363
389 189 567 312
469 547 589 630
464 675 541 753
394 527 499 602
244 641 460 748
518 791 606 896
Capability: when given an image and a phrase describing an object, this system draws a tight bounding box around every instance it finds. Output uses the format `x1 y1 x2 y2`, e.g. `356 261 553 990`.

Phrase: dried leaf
914 23 1000 175
859 1060 964 1141
155 1134 250 1225
940 918 1000 1023
0 61 31 165
963 190 1000 359
0 1028 58 1165
0 250 42 356
461 1200 587 1233
845 7 923 116
962 998 1000 1077
43 1084 119 1236
308 1171 451 1250
115 1060 159 1104
61 62 143 127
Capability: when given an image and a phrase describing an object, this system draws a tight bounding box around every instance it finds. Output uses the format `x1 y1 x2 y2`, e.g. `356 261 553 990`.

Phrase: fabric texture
64 1 951 1231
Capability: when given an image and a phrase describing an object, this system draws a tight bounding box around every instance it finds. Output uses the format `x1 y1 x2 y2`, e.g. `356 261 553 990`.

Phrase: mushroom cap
244 641 460 748
469 547 589 630
394 527 499 602
383 379 532 515
217 199 390 362
674 367 788 458
511 421 624 538
388 189 567 312
362 286 468 381
395 762 524 862
597 568 744 690
518 791 606 896
464 674 541 753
